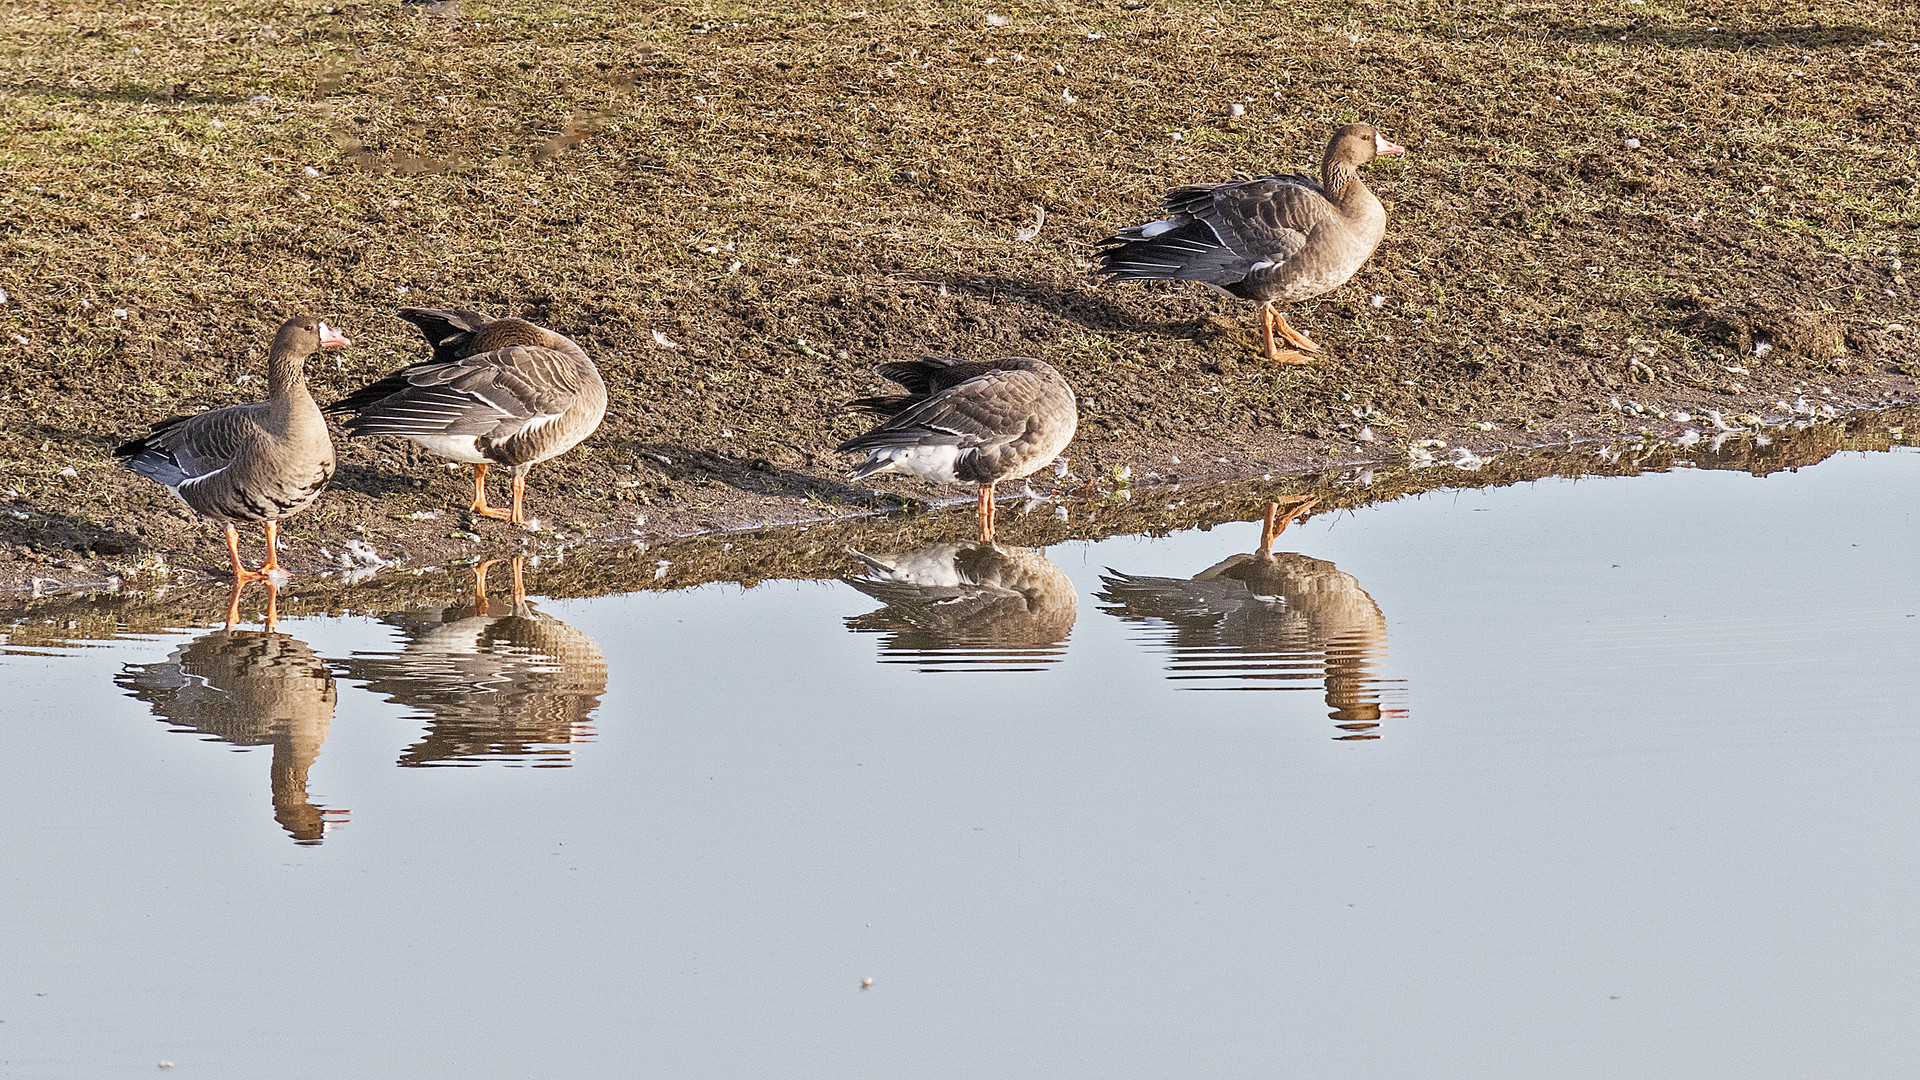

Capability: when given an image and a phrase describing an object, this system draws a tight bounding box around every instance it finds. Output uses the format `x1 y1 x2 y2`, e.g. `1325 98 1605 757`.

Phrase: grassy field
0 0 1915 583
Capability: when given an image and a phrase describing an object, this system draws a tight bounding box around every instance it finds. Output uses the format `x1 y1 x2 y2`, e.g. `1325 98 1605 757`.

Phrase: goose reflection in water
337 557 607 767
1097 498 1407 738
843 542 1078 672
115 581 348 843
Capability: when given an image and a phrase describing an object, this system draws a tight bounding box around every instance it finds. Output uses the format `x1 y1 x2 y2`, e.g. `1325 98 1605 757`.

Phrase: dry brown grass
0 0 1915 579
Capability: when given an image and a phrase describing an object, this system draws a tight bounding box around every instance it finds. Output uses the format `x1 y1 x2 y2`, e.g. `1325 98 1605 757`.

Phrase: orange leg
1257 304 1317 365
226 523 268 582
1264 309 1319 366
977 484 997 543
471 463 512 520
1271 309 1321 353
472 557 503 615
1257 496 1319 554
262 579 280 631
509 555 527 607
258 519 281 574
509 470 528 527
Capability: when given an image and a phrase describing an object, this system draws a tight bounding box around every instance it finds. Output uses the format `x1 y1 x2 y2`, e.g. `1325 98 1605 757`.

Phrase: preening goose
1097 123 1405 364
837 356 1077 542
115 315 348 581
329 308 607 527
338 557 608 768
843 542 1079 671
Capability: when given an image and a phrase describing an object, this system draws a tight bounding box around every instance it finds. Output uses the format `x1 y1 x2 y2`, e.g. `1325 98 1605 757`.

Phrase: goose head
1326 123 1407 168
271 314 353 361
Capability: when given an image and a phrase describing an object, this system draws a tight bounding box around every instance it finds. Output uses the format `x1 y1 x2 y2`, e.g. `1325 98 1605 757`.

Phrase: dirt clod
1681 306 1848 363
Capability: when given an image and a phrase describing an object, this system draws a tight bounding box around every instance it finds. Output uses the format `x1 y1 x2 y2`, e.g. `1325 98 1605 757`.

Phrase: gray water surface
3 449 1917 1078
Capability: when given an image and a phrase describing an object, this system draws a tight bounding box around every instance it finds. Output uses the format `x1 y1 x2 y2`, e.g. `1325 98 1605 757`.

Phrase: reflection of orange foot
1258 496 1319 553
223 579 248 629
472 558 503 614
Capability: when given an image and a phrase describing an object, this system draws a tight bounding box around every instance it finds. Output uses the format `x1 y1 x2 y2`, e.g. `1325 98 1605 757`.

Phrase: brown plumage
329 307 607 526
1096 123 1406 363
115 622 344 843
838 356 1078 542
844 542 1079 670
115 315 348 580
1096 499 1402 737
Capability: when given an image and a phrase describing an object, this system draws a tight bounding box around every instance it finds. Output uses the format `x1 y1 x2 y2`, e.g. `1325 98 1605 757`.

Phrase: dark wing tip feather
326 372 416 415
842 393 916 419
113 414 192 457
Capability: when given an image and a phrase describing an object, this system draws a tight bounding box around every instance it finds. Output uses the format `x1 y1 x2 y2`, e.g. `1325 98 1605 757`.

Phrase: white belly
865 444 964 485
407 435 490 464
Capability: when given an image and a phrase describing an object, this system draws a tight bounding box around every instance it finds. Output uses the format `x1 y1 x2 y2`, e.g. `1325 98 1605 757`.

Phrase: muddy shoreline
4 2 1916 595
4 401 1912 616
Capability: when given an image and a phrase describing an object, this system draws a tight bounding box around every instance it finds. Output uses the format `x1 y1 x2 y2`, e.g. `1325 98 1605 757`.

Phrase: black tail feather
395 307 494 364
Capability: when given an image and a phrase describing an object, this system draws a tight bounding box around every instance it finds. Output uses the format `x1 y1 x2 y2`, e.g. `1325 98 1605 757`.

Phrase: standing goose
837 356 1077 543
115 315 348 581
328 307 606 527
1096 498 1404 737
1096 123 1406 364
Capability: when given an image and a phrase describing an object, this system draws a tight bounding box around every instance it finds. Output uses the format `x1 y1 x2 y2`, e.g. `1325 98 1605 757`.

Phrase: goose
336 557 608 768
116 618 344 843
115 315 348 581
837 356 1077 542
843 541 1079 670
328 307 607 527
1095 498 1403 736
1096 123 1405 364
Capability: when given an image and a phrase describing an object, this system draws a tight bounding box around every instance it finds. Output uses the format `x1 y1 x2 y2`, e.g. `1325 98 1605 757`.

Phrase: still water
2 449 1916 1078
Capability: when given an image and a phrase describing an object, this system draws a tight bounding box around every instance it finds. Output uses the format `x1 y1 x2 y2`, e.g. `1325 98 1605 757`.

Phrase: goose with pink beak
1096 123 1407 364
116 315 348 581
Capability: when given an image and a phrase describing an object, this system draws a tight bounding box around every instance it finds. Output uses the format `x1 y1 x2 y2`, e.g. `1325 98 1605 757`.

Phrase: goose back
331 310 606 469
838 356 1077 487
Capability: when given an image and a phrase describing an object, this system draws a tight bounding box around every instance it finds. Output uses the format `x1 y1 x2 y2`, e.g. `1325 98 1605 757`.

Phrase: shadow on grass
1536 23 1882 51
937 275 1202 339
12 81 249 105
628 441 900 514
0 503 145 562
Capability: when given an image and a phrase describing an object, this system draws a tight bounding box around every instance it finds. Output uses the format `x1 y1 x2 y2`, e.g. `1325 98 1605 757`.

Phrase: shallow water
3 448 1917 1078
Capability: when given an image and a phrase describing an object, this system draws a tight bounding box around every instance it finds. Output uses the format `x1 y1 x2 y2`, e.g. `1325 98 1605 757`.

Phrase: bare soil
1 0 1916 593
4 404 1913 639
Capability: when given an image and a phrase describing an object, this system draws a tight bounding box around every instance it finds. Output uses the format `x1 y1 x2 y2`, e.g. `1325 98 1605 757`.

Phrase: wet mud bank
4 403 1914 632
